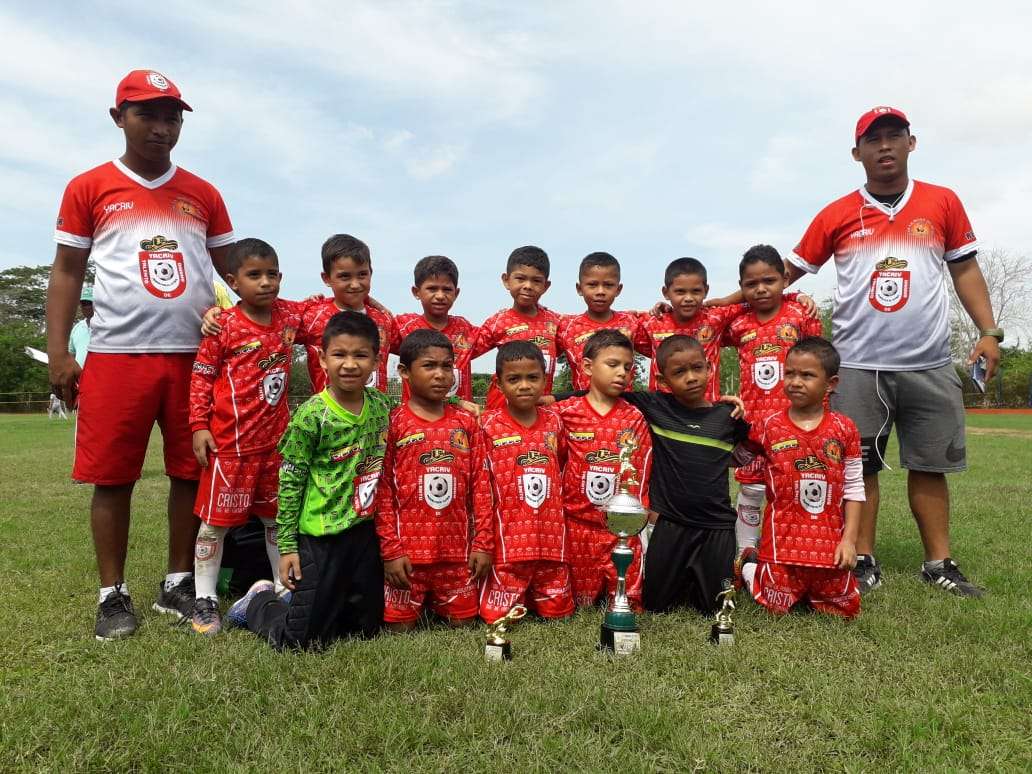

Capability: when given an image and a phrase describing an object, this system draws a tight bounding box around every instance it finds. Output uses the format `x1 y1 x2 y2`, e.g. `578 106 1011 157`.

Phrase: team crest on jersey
739 330 758 344
543 432 559 453
493 434 522 448
584 471 617 506
519 472 549 509
147 71 170 90
505 323 529 336
798 477 829 516
259 369 286 407
823 439 844 464
396 432 425 449
281 326 297 347
352 457 383 515
419 448 455 466
752 357 782 391
695 325 715 344
869 257 910 313
449 429 470 452
906 218 934 239
452 333 471 351
568 430 595 443
753 342 780 357
517 450 549 467
585 449 620 465
138 236 186 299
771 438 799 454
422 472 454 510
776 323 800 344
546 322 558 334
529 335 552 350
172 197 205 223
258 352 287 371
794 455 827 472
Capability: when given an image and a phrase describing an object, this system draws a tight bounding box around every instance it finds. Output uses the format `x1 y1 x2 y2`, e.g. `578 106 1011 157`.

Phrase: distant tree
949 248 1031 358
0 263 95 332
0 322 49 394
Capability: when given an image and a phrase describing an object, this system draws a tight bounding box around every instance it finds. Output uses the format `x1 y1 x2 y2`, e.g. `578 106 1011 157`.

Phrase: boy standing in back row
46 70 235 640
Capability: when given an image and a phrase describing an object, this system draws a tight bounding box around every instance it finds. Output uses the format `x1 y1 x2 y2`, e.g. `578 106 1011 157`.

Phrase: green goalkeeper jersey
276 388 391 555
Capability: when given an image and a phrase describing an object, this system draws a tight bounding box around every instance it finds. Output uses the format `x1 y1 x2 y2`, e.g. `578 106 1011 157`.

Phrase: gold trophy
599 438 648 655
484 604 528 662
709 585 736 646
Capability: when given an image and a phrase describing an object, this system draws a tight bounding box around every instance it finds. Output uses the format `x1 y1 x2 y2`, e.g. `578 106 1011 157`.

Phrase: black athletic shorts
643 517 735 616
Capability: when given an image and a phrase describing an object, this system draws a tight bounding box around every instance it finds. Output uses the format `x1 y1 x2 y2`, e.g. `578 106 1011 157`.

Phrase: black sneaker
922 558 985 598
853 554 882 594
152 576 196 621
95 586 138 641
191 597 222 637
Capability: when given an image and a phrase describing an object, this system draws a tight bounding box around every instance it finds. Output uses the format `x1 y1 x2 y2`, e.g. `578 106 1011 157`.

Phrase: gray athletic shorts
830 363 966 476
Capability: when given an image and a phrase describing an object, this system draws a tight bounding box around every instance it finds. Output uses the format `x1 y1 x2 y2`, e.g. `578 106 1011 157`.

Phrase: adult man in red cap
786 107 1000 597
46 70 235 639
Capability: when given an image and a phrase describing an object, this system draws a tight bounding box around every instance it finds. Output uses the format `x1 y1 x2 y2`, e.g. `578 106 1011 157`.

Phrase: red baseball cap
115 70 192 111
855 106 908 142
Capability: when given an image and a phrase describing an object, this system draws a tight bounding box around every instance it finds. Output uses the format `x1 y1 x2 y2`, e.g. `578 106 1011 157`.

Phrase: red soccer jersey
556 311 642 392
722 299 823 422
635 306 747 399
751 409 862 568
555 396 652 526
392 313 479 402
472 306 562 410
189 300 309 456
478 407 567 564
302 298 397 393
375 405 493 564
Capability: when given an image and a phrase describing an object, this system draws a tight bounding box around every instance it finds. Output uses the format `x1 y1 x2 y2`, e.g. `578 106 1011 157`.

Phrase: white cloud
405 144 463 180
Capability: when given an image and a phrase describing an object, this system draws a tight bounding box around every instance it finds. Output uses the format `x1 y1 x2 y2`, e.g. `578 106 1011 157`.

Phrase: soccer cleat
226 580 275 628
853 554 882 595
733 547 758 591
152 576 196 621
921 558 985 598
95 586 138 641
191 597 222 636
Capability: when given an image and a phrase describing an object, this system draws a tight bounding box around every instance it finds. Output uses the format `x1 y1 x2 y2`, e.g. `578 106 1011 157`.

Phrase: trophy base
709 624 734 646
600 624 640 656
484 641 512 662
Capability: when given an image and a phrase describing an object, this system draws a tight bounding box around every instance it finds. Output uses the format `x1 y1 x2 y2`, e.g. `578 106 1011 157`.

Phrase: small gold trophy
600 438 648 655
709 585 736 646
484 604 528 662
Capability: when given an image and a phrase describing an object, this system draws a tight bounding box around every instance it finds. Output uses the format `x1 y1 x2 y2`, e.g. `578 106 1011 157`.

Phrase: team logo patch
585 471 616 506
906 218 934 239
869 257 910 313
281 326 297 347
516 450 550 467
147 71 170 90
794 455 827 472
695 325 715 344
505 323 529 336
259 369 286 407
138 236 186 299
568 430 595 443
739 330 758 344
585 449 620 464
823 439 844 464
493 434 522 448
753 342 780 357
352 457 383 516
519 472 549 509
776 323 800 344
418 448 455 466
422 472 454 510
258 352 287 370
449 429 470 452
798 478 829 516
452 333 471 351
752 358 782 391
771 438 799 453
396 432 425 449
543 432 558 454
172 197 204 222
529 335 552 350
195 536 218 561
546 322 558 334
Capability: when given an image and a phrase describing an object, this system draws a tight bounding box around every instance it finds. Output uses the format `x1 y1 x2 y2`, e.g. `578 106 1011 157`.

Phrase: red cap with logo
855 106 908 142
115 70 192 111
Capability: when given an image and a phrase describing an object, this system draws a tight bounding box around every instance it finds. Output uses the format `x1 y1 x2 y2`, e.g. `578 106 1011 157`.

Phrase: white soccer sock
163 571 192 591
735 483 765 553
639 522 655 555
742 562 757 589
99 583 129 603
193 523 227 601
259 517 285 594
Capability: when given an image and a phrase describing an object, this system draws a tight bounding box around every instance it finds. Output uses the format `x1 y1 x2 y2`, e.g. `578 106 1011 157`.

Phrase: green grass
1 413 1030 772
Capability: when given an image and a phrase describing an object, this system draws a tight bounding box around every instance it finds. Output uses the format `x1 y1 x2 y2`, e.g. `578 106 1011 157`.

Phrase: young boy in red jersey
478 341 574 623
722 245 823 557
556 253 643 392
736 337 864 618
472 246 562 410
188 238 314 635
376 330 493 630
392 256 479 402
555 330 652 609
45 70 235 640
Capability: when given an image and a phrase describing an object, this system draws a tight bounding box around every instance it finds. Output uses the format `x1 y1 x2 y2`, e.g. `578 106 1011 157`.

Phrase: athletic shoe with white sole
152 576 196 621
95 586 138 641
853 554 882 595
921 558 985 598
191 597 222 636
226 580 275 628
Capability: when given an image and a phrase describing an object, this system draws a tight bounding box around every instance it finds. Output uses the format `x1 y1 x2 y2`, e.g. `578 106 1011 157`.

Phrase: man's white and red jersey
790 179 979 370
54 160 234 353
750 409 863 568
478 407 567 564
722 300 823 421
636 306 747 400
555 396 652 526
392 313 479 402
472 306 562 410
189 301 310 456
302 298 397 393
557 311 642 392
375 404 493 565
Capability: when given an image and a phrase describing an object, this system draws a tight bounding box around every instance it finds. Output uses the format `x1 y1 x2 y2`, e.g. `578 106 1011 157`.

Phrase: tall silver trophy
599 438 648 655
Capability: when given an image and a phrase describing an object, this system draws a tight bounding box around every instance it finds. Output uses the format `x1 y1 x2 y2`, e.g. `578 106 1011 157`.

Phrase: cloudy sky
3 1 1030 360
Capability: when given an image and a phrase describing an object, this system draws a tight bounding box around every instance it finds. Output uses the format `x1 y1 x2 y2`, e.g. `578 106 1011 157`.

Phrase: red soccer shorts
194 449 281 527
383 562 479 624
567 519 642 609
734 453 766 486
479 560 575 623
74 353 199 485
749 561 861 619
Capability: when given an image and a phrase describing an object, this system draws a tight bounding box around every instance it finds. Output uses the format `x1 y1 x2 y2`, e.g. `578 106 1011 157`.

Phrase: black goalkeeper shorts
643 517 735 616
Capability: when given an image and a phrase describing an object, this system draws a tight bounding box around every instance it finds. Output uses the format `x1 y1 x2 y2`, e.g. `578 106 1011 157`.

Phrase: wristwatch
980 328 1005 343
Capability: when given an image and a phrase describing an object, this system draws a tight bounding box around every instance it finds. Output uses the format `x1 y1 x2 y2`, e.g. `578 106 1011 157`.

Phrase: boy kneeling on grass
227 311 391 648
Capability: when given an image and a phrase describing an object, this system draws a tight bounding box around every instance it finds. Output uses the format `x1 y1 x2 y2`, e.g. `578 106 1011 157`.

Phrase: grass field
1 413 1030 772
